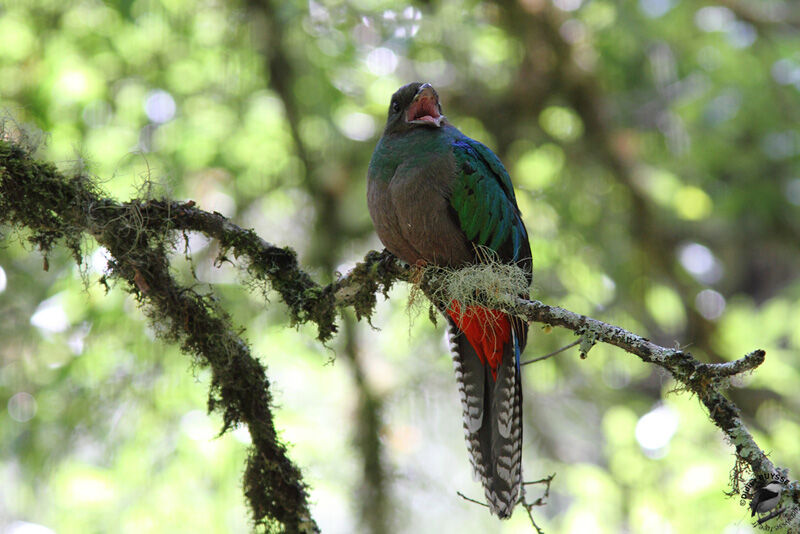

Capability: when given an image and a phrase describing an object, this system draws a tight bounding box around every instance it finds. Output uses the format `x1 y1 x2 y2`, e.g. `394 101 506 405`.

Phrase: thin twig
456 491 490 509
699 350 766 378
756 507 785 525
520 473 555 533
521 340 580 366
524 473 557 488
523 505 545 534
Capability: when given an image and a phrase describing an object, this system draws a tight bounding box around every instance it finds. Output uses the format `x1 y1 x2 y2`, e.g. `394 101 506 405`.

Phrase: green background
1 0 800 532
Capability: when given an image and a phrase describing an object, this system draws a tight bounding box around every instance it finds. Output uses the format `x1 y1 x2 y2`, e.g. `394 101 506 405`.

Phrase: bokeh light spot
232 423 252 444
696 289 726 320
704 89 741 125
680 243 712 275
694 6 734 32
181 410 215 441
679 243 723 284
4 521 56 534
365 47 399 76
559 19 587 44
539 106 584 142
31 295 70 334
90 247 112 274
67 322 92 356
785 179 800 206
66 472 116 505
144 89 176 123
8 392 37 423
58 70 89 99
635 404 679 453
336 111 376 141
762 131 799 160
0 16 36 61
727 21 756 49
679 464 717 494
771 59 800 86
673 185 712 220
645 284 686 332
514 143 565 189
640 0 673 18
553 0 583 12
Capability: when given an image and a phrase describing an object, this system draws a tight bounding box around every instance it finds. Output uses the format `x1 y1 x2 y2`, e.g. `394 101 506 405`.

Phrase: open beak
406 83 444 127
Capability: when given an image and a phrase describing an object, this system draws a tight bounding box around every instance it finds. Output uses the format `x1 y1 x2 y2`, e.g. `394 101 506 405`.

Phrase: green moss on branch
0 139 318 533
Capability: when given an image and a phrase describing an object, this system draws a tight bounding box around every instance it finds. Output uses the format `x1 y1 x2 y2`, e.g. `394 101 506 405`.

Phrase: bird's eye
391 101 400 113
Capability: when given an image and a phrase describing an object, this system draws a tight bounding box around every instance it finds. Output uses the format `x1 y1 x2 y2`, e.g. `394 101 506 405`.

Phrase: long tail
447 301 524 518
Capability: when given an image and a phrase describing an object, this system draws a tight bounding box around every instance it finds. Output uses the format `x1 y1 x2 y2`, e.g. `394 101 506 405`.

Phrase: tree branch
2 135 797 526
503 298 774 476
0 139 319 533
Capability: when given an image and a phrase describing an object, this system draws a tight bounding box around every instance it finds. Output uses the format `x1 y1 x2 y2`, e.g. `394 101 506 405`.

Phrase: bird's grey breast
385 156 472 266
367 174 418 261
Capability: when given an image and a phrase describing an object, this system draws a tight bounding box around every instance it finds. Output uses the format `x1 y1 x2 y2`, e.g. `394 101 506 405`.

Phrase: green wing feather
449 138 528 261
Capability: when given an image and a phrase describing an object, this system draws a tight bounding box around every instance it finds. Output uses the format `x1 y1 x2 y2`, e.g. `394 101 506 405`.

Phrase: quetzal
367 82 532 518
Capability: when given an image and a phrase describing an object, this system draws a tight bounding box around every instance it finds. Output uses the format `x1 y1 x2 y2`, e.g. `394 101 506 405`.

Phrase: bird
750 481 782 517
367 82 532 518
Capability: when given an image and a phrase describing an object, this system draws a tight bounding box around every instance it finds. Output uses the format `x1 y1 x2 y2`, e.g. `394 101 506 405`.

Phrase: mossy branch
1 136 797 527
0 139 318 533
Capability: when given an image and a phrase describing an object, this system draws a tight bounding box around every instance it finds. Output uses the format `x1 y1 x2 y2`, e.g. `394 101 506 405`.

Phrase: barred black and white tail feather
447 321 524 518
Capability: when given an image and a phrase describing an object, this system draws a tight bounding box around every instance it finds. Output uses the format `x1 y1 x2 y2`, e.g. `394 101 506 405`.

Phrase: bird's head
383 82 446 135
750 481 783 516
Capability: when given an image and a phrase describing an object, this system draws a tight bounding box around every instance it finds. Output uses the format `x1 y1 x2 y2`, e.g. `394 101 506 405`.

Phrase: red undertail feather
447 300 511 379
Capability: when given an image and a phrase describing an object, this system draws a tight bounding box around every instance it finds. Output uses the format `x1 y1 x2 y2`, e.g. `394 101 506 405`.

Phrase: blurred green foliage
2 0 800 532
